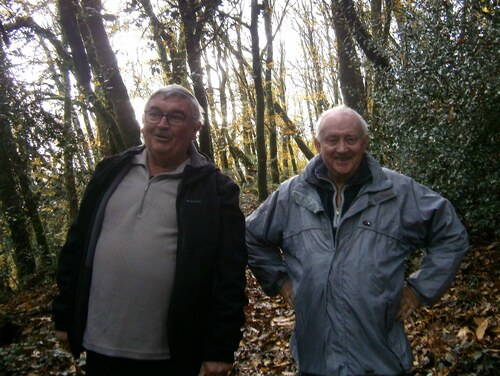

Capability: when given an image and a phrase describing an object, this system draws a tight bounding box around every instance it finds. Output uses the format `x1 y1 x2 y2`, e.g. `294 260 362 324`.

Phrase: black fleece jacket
52 145 248 375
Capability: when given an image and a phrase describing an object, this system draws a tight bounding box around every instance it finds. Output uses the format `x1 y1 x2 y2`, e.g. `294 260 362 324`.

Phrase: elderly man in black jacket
52 84 248 376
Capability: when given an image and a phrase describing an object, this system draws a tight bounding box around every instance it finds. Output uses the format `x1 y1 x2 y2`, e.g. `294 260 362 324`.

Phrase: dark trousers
85 351 175 376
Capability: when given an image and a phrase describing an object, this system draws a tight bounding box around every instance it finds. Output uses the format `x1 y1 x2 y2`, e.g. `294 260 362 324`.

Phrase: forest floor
0 193 499 375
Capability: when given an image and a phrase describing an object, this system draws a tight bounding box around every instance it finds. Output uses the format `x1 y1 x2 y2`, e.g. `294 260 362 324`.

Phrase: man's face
142 95 200 167
314 112 369 185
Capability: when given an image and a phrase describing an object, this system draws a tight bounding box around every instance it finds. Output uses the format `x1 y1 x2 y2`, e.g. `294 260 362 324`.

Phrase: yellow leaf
476 317 492 341
457 326 473 343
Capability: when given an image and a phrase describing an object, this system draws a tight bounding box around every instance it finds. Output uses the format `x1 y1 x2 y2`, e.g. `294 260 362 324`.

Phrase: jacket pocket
385 301 413 370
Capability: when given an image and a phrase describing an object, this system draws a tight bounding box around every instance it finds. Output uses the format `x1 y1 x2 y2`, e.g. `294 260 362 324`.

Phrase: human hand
198 361 232 376
279 278 294 308
55 330 71 352
396 285 421 321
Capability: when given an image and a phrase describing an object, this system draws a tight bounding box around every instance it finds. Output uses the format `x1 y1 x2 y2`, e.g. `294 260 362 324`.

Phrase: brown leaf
490 325 500 335
272 315 295 327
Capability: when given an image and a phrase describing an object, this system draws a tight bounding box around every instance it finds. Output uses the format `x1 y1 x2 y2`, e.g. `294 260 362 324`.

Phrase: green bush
371 1 499 239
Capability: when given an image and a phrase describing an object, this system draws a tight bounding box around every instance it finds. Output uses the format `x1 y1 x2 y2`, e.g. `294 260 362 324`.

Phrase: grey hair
145 84 204 123
315 105 369 140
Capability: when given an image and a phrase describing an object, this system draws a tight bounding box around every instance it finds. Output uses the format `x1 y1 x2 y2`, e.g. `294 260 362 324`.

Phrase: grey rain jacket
246 153 468 376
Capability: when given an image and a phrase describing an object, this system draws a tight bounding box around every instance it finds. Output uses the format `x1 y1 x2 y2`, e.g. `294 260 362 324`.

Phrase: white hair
315 105 369 140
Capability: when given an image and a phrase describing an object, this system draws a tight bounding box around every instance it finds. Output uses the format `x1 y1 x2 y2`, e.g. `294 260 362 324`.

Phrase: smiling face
314 111 369 186
141 94 201 172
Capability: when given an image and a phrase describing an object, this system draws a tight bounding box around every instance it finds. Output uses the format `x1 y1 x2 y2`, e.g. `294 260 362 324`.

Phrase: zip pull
139 181 152 215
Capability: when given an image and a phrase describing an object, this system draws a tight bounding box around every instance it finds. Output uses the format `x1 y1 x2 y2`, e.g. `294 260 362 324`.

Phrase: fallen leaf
476 317 493 341
490 325 500 335
457 326 473 343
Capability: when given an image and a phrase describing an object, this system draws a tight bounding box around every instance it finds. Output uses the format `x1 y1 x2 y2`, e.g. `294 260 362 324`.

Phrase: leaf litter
0 194 498 375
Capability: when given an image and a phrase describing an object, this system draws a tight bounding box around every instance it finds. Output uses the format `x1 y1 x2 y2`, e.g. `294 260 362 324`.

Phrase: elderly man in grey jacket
246 105 469 376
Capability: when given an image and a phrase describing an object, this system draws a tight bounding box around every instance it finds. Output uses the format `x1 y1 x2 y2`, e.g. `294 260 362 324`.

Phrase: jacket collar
186 142 210 168
302 153 391 191
115 143 216 182
294 153 394 215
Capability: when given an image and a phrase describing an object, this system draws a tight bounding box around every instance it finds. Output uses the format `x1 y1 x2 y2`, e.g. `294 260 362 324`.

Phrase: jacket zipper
138 179 152 215
333 187 345 229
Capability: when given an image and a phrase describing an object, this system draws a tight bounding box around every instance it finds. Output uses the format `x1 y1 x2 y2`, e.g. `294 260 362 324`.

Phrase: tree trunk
308 19 329 116
138 0 188 85
227 140 248 185
281 136 289 176
318 4 341 106
40 35 81 221
216 43 230 170
58 0 121 156
61 70 80 220
178 0 215 159
330 0 366 114
341 0 390 69
204 52 219 158
296 2 329 118
0 41 36 285
274 102 315 160
81 0 141 151
0 147 36 285
264 0 279 184
276 46 291 178
251 0 268 201
232 25 255 158
370 0 393 130
287 141 298 175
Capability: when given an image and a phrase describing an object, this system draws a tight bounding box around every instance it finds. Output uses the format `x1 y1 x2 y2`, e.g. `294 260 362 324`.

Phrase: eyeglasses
144 110 188 126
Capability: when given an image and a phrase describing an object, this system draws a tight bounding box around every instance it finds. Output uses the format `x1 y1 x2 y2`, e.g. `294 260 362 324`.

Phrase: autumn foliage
0 195 498 375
